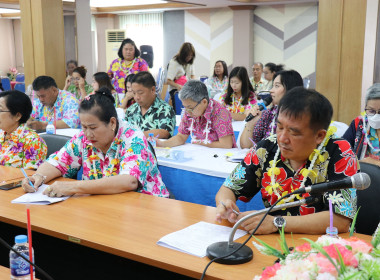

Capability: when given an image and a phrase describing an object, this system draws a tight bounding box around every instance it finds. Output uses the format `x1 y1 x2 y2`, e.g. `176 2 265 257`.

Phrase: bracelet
32 173 47 184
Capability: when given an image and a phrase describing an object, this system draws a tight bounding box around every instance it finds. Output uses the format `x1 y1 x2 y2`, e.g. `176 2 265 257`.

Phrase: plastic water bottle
180 107 185 120
10 235 35 280
148 133 156 148
46 121 55 134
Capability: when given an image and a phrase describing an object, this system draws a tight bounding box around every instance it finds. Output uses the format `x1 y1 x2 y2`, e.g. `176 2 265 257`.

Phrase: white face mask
368 114 380 129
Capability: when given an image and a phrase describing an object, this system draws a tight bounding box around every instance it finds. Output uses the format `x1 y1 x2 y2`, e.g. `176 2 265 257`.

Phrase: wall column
19 0 66 88
75 0 95 83
230 6 255 70
95 14 117 73
316 0 367 124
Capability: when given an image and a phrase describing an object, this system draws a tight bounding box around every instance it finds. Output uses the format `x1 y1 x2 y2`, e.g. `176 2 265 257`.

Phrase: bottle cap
148 133 154 137
15 235 28 244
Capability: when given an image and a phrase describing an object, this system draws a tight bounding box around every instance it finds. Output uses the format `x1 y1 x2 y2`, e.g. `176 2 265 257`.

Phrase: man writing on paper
27 76 81 131
215 87 358 234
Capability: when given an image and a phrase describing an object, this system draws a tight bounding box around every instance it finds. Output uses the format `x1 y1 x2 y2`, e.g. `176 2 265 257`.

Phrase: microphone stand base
206 241 253 264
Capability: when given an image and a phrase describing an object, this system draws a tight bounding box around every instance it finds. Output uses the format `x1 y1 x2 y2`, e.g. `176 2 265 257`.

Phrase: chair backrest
14 83 25 93
40 134 72 157
16 74 25 83
140 45 154 68
355 162 380 235
1 77 11 91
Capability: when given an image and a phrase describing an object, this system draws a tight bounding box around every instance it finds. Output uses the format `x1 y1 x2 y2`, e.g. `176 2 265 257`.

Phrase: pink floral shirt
0 123 47 169
107 57 149 94
219 91 257 114
178 99 236 147
47 121 169 197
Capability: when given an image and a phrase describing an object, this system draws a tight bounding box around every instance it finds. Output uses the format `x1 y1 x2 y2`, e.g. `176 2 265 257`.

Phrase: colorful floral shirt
250 77 268 93
31 90 80 129
125 97 176 136
179 99 237 147
219 91 257 114
107 57 149 94
252 106 278 144
206 76 228 98
0 123 47 169
67 82 93 101
223 136 359 219
47 121 168 197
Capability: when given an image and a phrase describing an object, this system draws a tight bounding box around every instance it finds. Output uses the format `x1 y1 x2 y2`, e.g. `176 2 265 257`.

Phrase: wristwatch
273 216 286 230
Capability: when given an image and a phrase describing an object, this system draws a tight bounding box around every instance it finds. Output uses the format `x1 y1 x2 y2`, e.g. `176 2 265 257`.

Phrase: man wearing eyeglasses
156 80 236 148
343 83 380 167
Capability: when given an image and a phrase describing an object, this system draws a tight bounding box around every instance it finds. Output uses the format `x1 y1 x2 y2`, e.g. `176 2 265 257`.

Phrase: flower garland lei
188 118 211 144
267 125 337 203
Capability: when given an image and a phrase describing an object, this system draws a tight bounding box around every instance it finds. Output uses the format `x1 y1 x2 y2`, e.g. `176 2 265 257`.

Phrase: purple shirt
179 99 236 147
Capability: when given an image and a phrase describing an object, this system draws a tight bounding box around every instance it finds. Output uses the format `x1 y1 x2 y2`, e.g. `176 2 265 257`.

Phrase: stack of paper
157 221 247 257
12 184 70 205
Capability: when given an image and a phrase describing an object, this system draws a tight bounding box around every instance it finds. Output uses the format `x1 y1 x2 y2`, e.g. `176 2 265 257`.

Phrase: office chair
15 74 25 83
355 162 380 235
40 134 71 157
140 45 154 68
1 77 11 91
14 83 25 93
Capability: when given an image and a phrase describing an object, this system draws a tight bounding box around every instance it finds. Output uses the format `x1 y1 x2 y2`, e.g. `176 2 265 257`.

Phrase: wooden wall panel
315 0 343 116
19 0 66 88
316 0 367 124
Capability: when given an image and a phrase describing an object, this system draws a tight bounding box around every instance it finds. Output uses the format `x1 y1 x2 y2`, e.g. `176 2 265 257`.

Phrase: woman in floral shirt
0 90 47 169
220 66 257 121
206 60 228 99
22 88 169 198
107 38 149 94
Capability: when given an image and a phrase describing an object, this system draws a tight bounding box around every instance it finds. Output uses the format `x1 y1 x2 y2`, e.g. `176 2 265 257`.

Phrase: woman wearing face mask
343 84 380 166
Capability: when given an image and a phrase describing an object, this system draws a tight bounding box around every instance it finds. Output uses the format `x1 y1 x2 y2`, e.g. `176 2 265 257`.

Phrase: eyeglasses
0 110 10 113
184 99 204 113
365 108 380 116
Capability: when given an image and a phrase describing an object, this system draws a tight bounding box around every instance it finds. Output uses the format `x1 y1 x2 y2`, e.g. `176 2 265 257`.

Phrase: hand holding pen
216 200 241 223
20 168 37 193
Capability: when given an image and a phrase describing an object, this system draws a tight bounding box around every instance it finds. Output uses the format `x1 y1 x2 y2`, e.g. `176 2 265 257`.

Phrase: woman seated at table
64 66 93 101
156 80 236 148
91 72 119 107
119 74 136 110
206 60 228 99
0 90 47 169
263 62 284 91
219 66 257 121
22 87 169 198
240 70 303 149
343 83 380 167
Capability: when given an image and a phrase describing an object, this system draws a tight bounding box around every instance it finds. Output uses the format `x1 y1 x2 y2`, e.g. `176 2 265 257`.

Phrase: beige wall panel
339 0 367 123
315 0 343 118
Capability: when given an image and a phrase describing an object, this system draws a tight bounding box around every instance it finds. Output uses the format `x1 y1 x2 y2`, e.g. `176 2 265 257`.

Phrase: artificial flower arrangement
253 222 380 280
7 67 18 80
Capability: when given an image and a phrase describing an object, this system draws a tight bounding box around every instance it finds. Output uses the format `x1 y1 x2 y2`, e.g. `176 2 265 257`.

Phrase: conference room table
0 166 372 280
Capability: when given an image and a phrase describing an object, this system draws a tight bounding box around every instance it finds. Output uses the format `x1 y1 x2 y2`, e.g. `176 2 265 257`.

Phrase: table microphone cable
200 193 293 280
0 236 54 280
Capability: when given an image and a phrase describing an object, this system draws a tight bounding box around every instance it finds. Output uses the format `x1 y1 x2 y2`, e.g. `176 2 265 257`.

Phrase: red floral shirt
223 137 359 219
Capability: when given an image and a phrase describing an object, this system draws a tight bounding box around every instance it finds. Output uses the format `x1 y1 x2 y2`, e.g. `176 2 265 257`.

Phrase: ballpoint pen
219 201 240 215
20 168 36 192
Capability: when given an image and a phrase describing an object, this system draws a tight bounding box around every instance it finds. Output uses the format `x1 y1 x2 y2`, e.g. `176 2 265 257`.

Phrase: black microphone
292 173 370 195
245 96 273 122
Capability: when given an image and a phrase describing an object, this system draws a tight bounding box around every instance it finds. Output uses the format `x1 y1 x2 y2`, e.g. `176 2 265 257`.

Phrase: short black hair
132 71 156 89
118 38 140 60
279 87 333 131
273 70 303 92
73 66 87 78
79 87 118 129
225 66 254 106
213 60 228 78
32 76 57 91
0 90 32 124
265 63 284 74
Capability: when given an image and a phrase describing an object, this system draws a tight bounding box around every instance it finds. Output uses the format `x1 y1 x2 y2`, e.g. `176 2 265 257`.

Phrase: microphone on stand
292 173 370 195
206 196 320 264
245 96 272 122
206 173 370 265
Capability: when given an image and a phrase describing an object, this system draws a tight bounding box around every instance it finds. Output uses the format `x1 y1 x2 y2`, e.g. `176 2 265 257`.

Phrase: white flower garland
188 118 211 144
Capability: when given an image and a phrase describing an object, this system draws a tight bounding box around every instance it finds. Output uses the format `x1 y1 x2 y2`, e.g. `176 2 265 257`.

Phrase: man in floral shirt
216 87 359 235
28 76 80 130
125 71 175 139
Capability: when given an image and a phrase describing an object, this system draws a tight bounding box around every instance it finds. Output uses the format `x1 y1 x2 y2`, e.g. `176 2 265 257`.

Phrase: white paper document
11 184 70 205
157 221 247 257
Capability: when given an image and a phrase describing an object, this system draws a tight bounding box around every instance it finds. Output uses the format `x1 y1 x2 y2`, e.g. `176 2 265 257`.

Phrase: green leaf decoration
252 236 286 260
349 206 360 237
302 238 340 273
